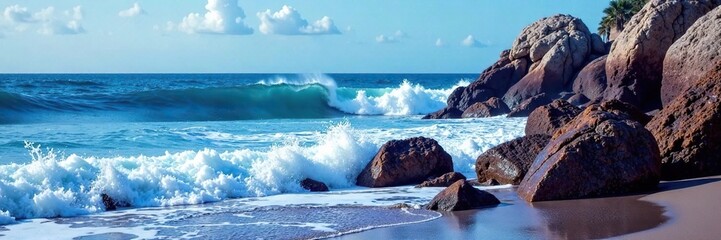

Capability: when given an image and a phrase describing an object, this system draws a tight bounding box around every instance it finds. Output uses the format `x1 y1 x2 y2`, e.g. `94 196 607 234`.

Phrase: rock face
661 6 721 106
461 97 511 118
604 0 720 111
425 180 500 211
475 135 551 185
300 178 329 192
356 137 453 188
503 14 594 108
647 63 721 180
415 172 467 188
572 55 607 103
518 103 661 202
525 100 582 136
506 94 553 117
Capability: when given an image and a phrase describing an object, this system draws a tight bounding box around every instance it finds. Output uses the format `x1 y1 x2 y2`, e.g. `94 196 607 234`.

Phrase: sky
0 1 609 73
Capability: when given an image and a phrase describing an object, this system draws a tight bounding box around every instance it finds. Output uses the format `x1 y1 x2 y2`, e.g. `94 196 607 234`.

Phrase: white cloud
435 38 445 47
461 35 486 48
119 3 146 18
178 0 253 35
375 30 408 43
1 5 85 35
257 5 340 35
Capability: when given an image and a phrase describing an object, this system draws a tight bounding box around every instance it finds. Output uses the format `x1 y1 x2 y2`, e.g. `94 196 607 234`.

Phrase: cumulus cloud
461 35 487 48
178 0 253 35
119 3 146 17
1 5 85 35
257 5 340 35
375 30 407 43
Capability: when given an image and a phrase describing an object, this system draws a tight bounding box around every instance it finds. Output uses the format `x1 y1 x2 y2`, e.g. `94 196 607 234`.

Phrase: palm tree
598 0 648 42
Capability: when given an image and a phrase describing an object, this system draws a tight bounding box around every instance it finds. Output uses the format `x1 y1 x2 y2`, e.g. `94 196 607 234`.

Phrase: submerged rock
300 178 329 192
415 172 467 188
356 137 453 188
101 193 117 211
476 134 551 185
525 100 582 136
425 180 500 211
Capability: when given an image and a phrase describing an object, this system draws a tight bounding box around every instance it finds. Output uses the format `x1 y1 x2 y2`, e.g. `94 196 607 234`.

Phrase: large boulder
506 94 553 117
525 100 582 136
425 180 500 211
661 5 721 106
475 134 551 185
604 0 720 111
504 14 593 108
461 97 511 118
572 55 607 102
356 137 453 187
518 103 661 202
415 172 467 188
647 63 721 180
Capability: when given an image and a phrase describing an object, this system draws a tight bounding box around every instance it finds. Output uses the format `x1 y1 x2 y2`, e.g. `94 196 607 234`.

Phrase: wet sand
335 176 721 240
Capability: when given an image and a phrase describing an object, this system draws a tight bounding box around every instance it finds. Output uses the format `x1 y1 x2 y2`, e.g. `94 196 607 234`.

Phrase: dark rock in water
415 172 467 188
518 103 661 202
603 0 720 110
461 97 511 118
507 94 553 117
647 63 721 180
525 100 582 136
388 203 415 209
572 55 607 102
425 180 500 211
661 6 721 106
356 137 453 188
300 178 329 192
422 107 462 119
101 193 116 211
476 135 551 185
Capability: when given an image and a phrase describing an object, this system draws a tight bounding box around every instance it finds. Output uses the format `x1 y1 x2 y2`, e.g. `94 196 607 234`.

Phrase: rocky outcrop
572 55 607 103
599 100 652 125
506 94 553 117
300 178 329 192
415 172 467 188
661 5 721 106
525 100 582 136
356 137 453 188
503 14 594 108
461 97 511 118
475 135 551 185
425 180 500 211
647 63 721 180
518 103 661 202
422 107 462 119
604 0 720 111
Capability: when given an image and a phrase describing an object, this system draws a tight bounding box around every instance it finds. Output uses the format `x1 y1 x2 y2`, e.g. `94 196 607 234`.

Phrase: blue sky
0 1 609 73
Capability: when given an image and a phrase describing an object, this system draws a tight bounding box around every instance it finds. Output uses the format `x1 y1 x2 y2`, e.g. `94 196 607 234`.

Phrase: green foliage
598 0 648 42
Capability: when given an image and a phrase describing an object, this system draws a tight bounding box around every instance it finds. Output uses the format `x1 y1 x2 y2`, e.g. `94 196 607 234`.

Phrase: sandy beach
335 176 721 240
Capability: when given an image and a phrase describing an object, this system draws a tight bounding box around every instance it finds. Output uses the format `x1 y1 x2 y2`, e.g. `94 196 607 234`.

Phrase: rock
356 137 454 187
388 203 415 209
507 94 553 117
473 58 529 97
504 14 593 107
300 178 329 192
475 135 551 185
590 33 607 54
422 107 462 119
461 97 511 118
415 172 467 188
604 0 720 110
425 180 500 211
572 55 607 102
525 100 582 136
567 94 589 106
661 6 721 106
101 193 117 211
599 100 652 125
518 103 661 202
647 63 721 180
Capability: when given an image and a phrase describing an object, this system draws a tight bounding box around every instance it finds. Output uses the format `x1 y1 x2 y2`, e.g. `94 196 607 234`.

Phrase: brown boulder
572 55 607 102
518 103 661 202
567 94 590 106
425 180 500 211
415 172 467 188
507 94 553 117
300 178 329 192
475 134 551 185
525 100 582 136
604 0 720 110
356 137 453 187
661 5 721 106
461 97 511 118
647 63 721 180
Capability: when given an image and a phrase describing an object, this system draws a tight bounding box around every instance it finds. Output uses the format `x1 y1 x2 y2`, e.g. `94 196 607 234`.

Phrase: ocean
0 74 526 239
